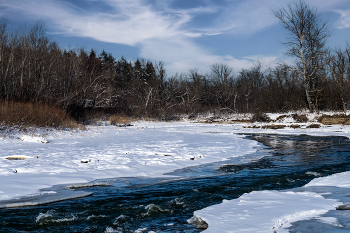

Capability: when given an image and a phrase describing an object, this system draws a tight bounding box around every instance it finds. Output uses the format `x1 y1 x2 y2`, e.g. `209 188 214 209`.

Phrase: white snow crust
194 190 341 233
0 121 258 201
2 118 350 232
306 171 350 188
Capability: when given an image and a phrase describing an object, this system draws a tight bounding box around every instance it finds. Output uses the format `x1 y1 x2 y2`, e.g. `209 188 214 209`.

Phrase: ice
36 210 54 223
305 171 322 177
105 227 119 233
0 184 92 208
194 190 341 232
87 214 107 220
141 204 171 217
133 228 148 233
306 171 350 188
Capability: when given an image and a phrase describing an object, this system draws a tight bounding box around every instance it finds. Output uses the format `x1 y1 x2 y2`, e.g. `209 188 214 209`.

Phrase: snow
2 118 350 232
193 190 341 233
306 171 350 188
0 121 258 202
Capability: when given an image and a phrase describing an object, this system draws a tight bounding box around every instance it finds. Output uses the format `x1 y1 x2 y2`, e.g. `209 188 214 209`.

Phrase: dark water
2 134 350 233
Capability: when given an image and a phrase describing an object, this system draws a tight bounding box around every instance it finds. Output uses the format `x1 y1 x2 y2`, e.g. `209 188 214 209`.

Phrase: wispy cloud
334 10 350 29
212 0 283 35
0 0 349 75
1 0 187 46
141 37 279 75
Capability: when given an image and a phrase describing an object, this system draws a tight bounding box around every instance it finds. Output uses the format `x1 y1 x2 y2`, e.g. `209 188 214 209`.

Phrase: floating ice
36 210 54 223
105 227 119 233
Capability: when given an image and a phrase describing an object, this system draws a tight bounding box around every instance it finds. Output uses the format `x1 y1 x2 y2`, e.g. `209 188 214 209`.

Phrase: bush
292 114 308 123
109 115 135 126
0 101 78 128
251 112 271 123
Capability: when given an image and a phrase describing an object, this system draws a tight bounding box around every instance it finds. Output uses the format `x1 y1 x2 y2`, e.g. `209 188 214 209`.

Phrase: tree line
0 1 349 122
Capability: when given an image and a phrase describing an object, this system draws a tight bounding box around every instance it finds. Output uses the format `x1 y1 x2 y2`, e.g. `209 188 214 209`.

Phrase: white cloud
0 0 349 75
209 0 350 35
140 36 279 76
212 0 283 35
334 10 350 29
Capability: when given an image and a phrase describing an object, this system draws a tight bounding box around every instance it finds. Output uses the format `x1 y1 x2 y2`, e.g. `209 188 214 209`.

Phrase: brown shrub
251 112 271 123
110 115 137 126
290 124 301 128
292 114 308 123
0 101 78 128
276 115 288 121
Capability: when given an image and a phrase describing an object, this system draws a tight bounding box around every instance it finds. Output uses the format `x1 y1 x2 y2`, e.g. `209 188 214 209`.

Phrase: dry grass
318 114 350 125
6 156 27 160
307 123 321 128
262 124 286 129
0 101 78 128
109 115 137 126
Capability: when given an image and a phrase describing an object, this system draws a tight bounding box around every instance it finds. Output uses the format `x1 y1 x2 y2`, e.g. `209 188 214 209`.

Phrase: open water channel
1 134 350 232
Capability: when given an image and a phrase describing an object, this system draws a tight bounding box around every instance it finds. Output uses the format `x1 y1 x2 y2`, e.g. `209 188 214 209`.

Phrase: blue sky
0 0 350 76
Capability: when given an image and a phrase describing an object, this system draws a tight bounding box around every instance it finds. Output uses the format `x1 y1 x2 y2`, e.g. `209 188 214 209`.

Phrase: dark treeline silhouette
0 21 349 122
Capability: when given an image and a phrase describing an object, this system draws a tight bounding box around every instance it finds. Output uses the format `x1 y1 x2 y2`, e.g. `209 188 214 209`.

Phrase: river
1 134 350 232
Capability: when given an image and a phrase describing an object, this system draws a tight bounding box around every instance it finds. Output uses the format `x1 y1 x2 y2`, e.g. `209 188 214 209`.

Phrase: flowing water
2 134 350 232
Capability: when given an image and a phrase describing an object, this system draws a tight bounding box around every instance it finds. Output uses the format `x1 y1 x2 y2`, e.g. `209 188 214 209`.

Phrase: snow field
0 121 257 201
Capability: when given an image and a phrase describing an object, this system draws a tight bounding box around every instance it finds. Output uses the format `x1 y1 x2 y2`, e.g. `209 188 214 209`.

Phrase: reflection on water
1 134 350 232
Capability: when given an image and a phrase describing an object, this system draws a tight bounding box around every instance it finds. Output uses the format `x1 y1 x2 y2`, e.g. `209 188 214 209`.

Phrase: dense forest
0 3 349 123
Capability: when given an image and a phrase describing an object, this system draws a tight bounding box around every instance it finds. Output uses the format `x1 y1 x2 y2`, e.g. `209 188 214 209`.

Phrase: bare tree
210 63 235 111
273 0 331 112
326 47 350 113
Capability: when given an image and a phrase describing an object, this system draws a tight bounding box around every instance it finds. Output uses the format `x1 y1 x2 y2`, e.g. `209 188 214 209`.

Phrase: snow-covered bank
192 190 341 233
0 121 259 202
194 175 350 233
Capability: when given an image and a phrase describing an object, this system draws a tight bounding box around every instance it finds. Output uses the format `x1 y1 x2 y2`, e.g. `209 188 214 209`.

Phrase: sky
0 0 350 76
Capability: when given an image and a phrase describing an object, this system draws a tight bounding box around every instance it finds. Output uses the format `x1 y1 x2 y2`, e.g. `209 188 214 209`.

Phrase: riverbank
0 120 260 202
2 116 350 232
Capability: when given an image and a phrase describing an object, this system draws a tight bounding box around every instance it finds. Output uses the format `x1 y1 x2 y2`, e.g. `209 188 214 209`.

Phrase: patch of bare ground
307 124 321 128
244 124 308 129
244 124 286 129
318 114 350 125
231 120 253 124
262 124 286 129
243 125 261 129
196 117 231 124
